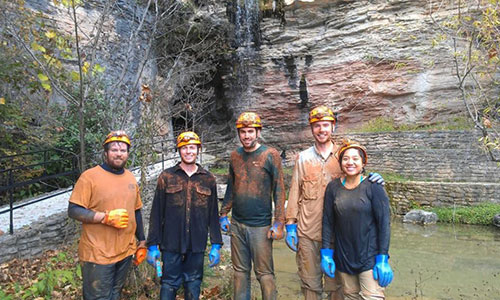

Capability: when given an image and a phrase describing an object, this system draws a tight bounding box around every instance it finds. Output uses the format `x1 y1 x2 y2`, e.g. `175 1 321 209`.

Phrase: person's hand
373 254 393 287
267 221 284 240
320 248 335 278
368 172 385 185
208 244 222 267
101 209 129 228
133 248 147 266
285 224 298 252
219 216 230 233
146 245 161 266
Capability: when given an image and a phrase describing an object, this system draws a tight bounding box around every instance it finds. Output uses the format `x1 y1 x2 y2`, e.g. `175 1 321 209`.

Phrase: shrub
430 203 500 225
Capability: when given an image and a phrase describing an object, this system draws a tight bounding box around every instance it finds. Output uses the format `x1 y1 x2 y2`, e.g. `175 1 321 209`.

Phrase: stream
270 221 500 299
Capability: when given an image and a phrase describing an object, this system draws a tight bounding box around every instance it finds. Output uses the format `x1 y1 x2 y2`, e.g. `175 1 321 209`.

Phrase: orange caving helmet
236 112 262 129
337 139 368 164
177 131 202 148
309 105 336 124
103 130 131 147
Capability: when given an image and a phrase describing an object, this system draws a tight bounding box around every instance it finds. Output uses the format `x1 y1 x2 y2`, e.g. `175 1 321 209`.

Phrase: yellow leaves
82 61 90 74
31 41 46 53
81 62 105 76
37 73 52 92
0 97 5 105
54 0 83 7
41 83 52 92
431 34 447 48
37 73 49 82
92 63 105 76
70 71 80 82
45 31 56 39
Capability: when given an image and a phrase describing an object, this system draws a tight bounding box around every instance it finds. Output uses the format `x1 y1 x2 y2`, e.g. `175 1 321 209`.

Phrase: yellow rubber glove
102 208 129 228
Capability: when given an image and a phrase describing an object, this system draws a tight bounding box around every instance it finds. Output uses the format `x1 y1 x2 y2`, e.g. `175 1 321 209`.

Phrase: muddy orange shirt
286 142 341 242
69 165 142 264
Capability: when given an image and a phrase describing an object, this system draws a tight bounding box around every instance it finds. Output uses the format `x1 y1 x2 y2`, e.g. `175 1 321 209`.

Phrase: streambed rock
403 209 438 225
494 214 500 228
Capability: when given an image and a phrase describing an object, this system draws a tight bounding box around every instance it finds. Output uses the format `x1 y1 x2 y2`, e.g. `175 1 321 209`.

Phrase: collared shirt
286 141 342 242
147 163 222 253
221 145 286 226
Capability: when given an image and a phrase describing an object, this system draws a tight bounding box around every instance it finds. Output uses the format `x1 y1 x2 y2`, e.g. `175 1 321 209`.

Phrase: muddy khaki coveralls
286 142 343 300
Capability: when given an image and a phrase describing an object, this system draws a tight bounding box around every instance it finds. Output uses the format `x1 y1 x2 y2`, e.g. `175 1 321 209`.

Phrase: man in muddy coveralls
68 131 147 300
146 131 223 300
219 112 286 300
285 106 385 300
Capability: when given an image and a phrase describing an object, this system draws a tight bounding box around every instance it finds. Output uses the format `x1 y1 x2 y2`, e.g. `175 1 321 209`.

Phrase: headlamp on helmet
103 130 131 147
309 105 336 124
337 139 367 164
236 112 262 129
177 131 202 148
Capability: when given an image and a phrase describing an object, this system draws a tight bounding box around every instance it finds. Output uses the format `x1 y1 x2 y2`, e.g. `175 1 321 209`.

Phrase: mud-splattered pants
81 255 132 300
296 237 343 300
231 219 277 300
339 270 385 300
160 251 204 300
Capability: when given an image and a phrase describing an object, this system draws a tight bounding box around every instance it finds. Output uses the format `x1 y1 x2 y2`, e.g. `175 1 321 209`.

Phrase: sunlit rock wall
222 0 467 143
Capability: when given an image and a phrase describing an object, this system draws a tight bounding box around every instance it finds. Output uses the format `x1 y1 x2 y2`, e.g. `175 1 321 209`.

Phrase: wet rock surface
403 209 438 225
494 214 500 228
221 0 471 143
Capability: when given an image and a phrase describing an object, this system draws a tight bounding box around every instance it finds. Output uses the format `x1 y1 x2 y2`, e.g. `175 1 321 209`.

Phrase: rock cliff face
24 0 156 106
221 0 466 143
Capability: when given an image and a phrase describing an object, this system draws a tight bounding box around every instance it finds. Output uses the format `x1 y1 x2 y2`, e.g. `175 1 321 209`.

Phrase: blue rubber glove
146 245 160 266
373 254 393 287
285 224 298 252
320 248 336 278
219 216 230 233
368 172 385 185
208 244 222 267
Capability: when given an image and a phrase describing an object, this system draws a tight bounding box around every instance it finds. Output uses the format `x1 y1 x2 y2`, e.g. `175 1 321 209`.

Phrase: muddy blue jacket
147 163 222 253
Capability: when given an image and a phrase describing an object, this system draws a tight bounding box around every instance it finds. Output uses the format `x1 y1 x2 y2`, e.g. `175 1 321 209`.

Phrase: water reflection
271 221 500 299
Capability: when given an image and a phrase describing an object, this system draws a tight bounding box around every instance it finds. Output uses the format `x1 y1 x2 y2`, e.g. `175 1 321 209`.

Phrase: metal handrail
0 149 80 234
0 138 221 235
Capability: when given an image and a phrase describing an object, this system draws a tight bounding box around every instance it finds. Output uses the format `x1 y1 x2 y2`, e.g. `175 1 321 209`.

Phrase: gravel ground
0 161 171 234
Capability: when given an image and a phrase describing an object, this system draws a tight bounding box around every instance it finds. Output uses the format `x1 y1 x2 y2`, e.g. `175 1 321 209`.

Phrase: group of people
68 105 394 300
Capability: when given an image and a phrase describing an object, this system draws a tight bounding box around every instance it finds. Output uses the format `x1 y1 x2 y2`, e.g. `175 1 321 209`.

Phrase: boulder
403 209 438 225
493 214 500 228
